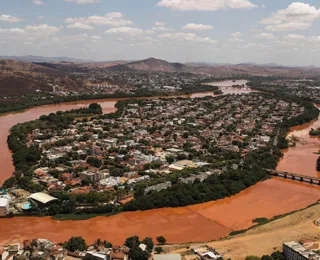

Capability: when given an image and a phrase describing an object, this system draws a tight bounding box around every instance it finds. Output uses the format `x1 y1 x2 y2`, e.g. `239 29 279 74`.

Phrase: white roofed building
29 193 57 205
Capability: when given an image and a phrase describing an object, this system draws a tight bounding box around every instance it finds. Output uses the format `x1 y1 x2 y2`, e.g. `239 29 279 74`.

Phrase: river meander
0 81 319 246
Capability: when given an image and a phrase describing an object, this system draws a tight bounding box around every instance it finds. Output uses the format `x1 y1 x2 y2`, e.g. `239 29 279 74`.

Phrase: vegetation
64 236 87 252
245 251 284 260
124 148 274 211
214 89 224 95
246 256 260 260
124 235 154 260
252 217 269 225
310 128 320 136
156 236 167 245
229 200 320 236
155 247 164 254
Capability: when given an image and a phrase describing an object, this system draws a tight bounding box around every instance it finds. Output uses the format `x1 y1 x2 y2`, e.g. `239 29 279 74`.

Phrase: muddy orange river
0 91 319 246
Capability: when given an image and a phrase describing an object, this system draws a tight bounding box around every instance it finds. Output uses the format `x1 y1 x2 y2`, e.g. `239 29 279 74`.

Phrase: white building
0 197 10 216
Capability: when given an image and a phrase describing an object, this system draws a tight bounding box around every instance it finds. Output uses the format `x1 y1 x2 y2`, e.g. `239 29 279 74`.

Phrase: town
1 236 319 260
0 93 306 217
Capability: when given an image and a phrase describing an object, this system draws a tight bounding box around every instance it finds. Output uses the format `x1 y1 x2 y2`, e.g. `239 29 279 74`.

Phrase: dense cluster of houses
10 94 302 204
84 69 214 93
265 79 320 104
0 238 230 260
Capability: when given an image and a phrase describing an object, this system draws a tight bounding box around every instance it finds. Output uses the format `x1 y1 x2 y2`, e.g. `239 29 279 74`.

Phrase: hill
109 57 186 72
0 55 90 63
0 59 68 102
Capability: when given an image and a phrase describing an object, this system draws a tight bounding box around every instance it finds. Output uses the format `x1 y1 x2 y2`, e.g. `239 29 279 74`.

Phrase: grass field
170 202 320 260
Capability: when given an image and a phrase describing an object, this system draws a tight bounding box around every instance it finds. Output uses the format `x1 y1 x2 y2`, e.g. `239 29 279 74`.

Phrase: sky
1 0 320 65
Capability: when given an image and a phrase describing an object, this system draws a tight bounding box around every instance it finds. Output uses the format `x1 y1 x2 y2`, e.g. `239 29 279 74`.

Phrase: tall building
283 242 320 260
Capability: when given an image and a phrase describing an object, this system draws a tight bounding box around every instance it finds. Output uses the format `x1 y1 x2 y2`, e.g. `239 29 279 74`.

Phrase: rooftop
153 254 181 260
29 193 57 204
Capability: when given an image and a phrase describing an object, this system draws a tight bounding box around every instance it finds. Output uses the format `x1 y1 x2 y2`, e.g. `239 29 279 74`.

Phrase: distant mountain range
0 55 91 63
1 56 320 78
1 55 319 69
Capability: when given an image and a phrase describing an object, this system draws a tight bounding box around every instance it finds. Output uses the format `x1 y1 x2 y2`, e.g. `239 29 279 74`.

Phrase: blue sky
1 0 320 65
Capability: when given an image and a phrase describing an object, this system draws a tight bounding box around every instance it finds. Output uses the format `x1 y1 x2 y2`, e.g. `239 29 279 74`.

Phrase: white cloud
67 23 94 29
91 35 101 41
64 0 100 4
158 32 217 44
256 32 275 39
65 12 132 27
183 23 213 30
0 14 23 23
260 2 320 31
0 24 60 37
229 32 244 42
309 36 320 42
284 34 305 40
157 0 257 11
24 24 61 35
151 26 174 32
106 27 144 36
155 22 166 27
32 0 44 5
243 43 267 49
0 28 24 33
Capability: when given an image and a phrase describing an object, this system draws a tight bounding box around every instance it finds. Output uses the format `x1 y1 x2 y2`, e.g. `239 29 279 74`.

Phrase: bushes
123 148 274 211
252 217 269 225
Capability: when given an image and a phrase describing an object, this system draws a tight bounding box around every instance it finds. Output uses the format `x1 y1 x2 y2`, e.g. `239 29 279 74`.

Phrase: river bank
0 81 319 246
169 202 320 260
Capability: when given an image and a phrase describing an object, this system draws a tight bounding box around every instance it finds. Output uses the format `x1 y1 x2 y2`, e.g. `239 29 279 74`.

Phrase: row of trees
246 251 284 260
124 148 276 211
310 128 320 136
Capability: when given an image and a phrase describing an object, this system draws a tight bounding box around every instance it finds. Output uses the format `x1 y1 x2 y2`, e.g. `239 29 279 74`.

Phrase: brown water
277 105 320 177
0 87 319 246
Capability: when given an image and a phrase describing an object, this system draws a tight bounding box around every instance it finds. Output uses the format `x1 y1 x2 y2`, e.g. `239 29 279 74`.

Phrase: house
283 241 320 260
169 160 196 171
0 197 9 216
145 181 172 194
79 171 104 184
29 193 57 206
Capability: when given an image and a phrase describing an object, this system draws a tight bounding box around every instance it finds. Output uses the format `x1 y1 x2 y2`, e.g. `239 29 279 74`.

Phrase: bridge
266 169 320 185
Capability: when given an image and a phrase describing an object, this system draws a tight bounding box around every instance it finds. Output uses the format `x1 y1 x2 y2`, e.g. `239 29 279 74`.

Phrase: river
0 80 319 246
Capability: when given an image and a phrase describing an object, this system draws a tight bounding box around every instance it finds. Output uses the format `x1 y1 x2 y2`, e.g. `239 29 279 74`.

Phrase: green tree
103 240 112 248
246 256 260 260
128 246 149 260
155 247 163 254
261 256 274 260
271 251 284 260
87 157 102 168
125 235 140 248
156 236 167 245
89 103 102 114
65 236 87 252
166 156 175 164
142 237 154 252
